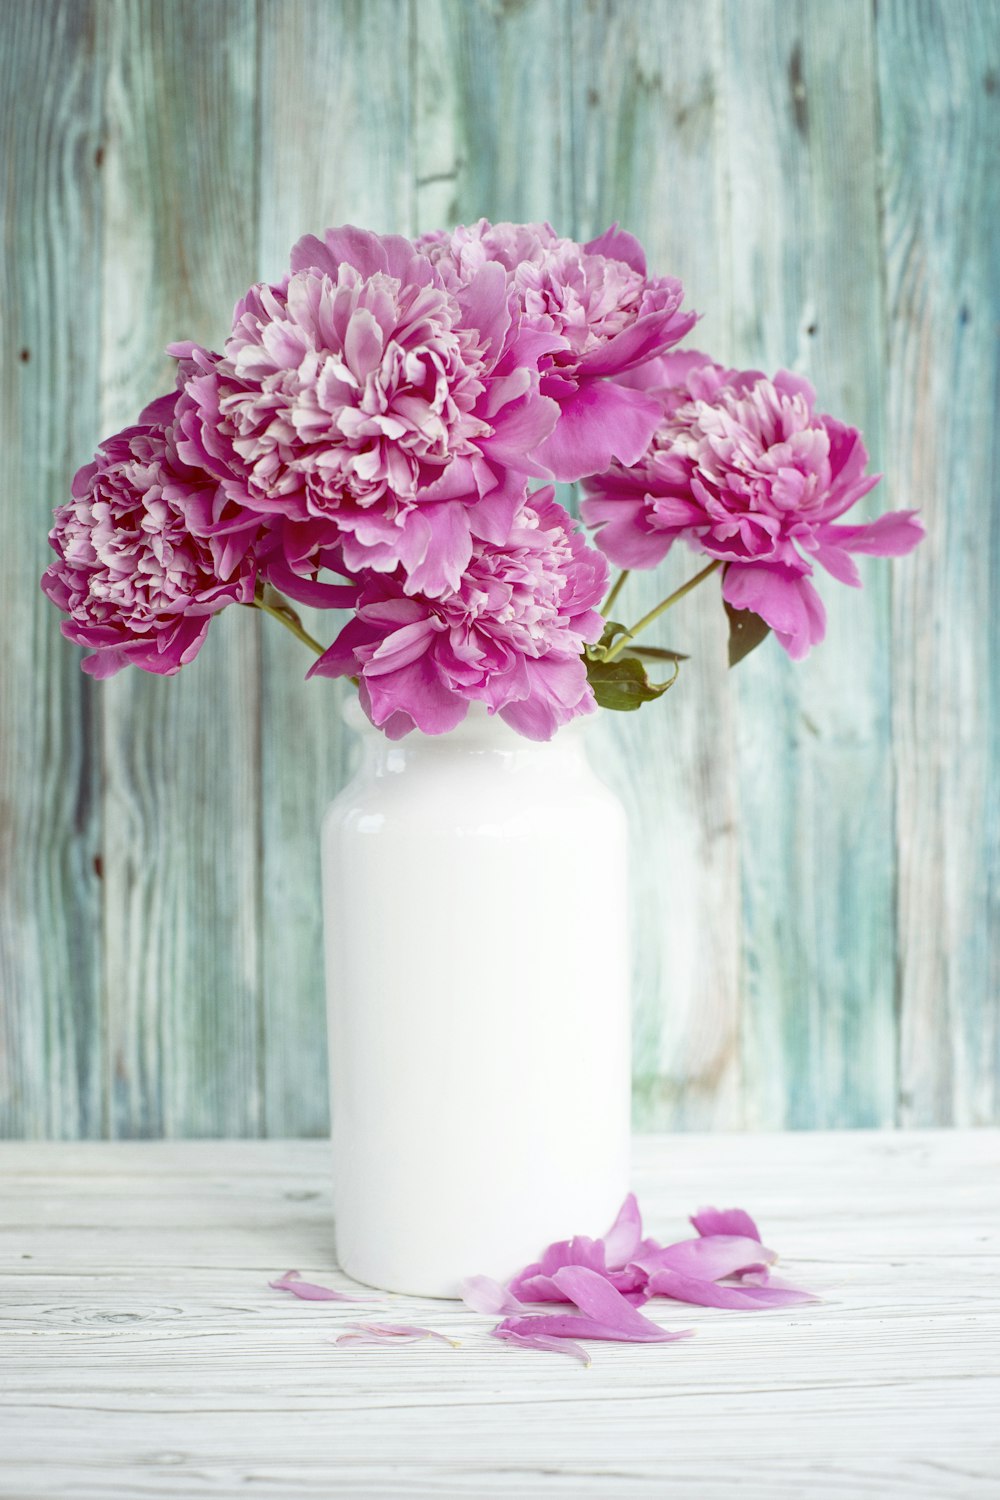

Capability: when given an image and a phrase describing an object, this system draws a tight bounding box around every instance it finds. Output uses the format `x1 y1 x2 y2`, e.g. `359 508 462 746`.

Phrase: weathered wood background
1 0 997 1139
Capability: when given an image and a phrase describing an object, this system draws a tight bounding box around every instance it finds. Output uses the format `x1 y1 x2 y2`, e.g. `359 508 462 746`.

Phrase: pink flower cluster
582 353 924 659
44 220 684 736
42 220 922 733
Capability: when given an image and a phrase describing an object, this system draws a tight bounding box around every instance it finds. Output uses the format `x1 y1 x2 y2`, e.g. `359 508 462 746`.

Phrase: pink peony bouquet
42 220 923 739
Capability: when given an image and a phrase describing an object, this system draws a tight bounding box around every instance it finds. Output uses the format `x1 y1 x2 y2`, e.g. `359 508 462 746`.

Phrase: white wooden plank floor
0 1132 997 1499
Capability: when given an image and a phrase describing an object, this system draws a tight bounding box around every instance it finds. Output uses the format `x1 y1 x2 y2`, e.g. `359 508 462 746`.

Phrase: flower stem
603 559 722 662
601 569 630 619
249 591 325 657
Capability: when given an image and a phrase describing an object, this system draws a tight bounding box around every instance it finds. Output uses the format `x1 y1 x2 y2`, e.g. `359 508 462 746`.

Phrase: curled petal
633 1234 776 1282
269 1270 372 1304
722 562 826 661
690 1206 762 1242
601 1192 644 1269
492 1327 592 1366
460 1276 527 1316
519 1265 692 1342
337 1321 460 1347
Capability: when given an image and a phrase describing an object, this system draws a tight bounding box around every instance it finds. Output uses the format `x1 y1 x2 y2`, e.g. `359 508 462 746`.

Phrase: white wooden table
1 1133 998 1499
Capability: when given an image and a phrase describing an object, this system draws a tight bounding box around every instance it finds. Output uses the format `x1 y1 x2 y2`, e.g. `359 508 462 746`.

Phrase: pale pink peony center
223 267 493 514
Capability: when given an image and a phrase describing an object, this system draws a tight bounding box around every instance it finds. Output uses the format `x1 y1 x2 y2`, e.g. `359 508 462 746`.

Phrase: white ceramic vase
321 697 631 1298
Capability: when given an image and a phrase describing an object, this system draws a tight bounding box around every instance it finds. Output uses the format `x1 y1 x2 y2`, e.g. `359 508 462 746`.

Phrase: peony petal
601 1193 644 1269
492 1327 592 1366
817 510 925 558
722 562 826 661
460 1276 527 1316
690 1206 762 1241
583 222 647 275
632 1234 776 1281
547 1265 692 1341
269 1270 372 1303
338 1321 460 1347
645 1266 819 1309
532 380 663 483
497 1310 692 1345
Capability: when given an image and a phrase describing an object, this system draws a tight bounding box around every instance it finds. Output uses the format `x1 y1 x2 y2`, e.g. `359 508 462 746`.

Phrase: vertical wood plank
878 0 1000 1125
718 0 897 1128
0 0 105 1138
413 0 571 234
99 0 262 1136
567 0 744 1129
256 0 415 1135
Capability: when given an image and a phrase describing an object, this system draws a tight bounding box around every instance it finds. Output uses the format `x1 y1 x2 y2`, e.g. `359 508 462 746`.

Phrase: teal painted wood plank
256 0 415 1136
98 0 263 1136
413 0 572 234
0 0 105 1139
719 0 897 1127
877 0 1000 1125
566 0 744 1130
0 0 996 1137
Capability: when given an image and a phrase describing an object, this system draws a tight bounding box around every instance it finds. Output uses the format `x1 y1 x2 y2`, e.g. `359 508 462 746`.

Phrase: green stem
603 559 722 663
601 569 630 619
250 594 325 657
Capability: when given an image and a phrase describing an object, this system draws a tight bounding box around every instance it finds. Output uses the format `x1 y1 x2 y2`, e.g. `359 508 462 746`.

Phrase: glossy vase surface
322 698 630 1297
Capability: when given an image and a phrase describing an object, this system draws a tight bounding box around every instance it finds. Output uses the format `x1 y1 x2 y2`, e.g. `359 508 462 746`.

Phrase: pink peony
172 227 559 599
581 353 924 658
416 220 697 482
41 394 258 678
309 486 608 740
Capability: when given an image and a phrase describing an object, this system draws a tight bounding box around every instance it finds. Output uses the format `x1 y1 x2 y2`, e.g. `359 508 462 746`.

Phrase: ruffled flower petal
581 357 923 657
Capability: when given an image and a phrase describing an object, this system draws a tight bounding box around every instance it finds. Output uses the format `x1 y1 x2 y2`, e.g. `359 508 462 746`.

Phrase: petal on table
646 1266 818 1309
492 1327 592 1367
268 1270 371 1303
690 1206 762 1242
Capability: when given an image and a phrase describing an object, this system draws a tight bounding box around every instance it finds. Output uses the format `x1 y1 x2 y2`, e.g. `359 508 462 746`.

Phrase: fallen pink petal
645 1266 819 1309
492 1327 592 1367
600 1192 645 1268
690 1206 763 1242
631 1234 777 1282
497 1311 693 1345
459 1275 527 1315
337 1322 460 1347
268 1270 372 1303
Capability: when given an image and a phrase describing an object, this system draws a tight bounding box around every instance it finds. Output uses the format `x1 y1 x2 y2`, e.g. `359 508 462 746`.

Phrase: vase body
321 699 630 1298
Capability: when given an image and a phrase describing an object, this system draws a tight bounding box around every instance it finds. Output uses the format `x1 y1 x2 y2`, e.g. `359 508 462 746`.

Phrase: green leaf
724 599 771 666
585 651 680 712
585 620 632 663
625 646 690 663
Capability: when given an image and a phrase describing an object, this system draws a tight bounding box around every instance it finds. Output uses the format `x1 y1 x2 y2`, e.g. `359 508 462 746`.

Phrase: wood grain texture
877 0 1000 1127
0 0 997 1137
720 0 897 1128
255 0 415 1136
98 0 262 1136
568 1 743 1130
0 0 105 1138
1 1133 998 1498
